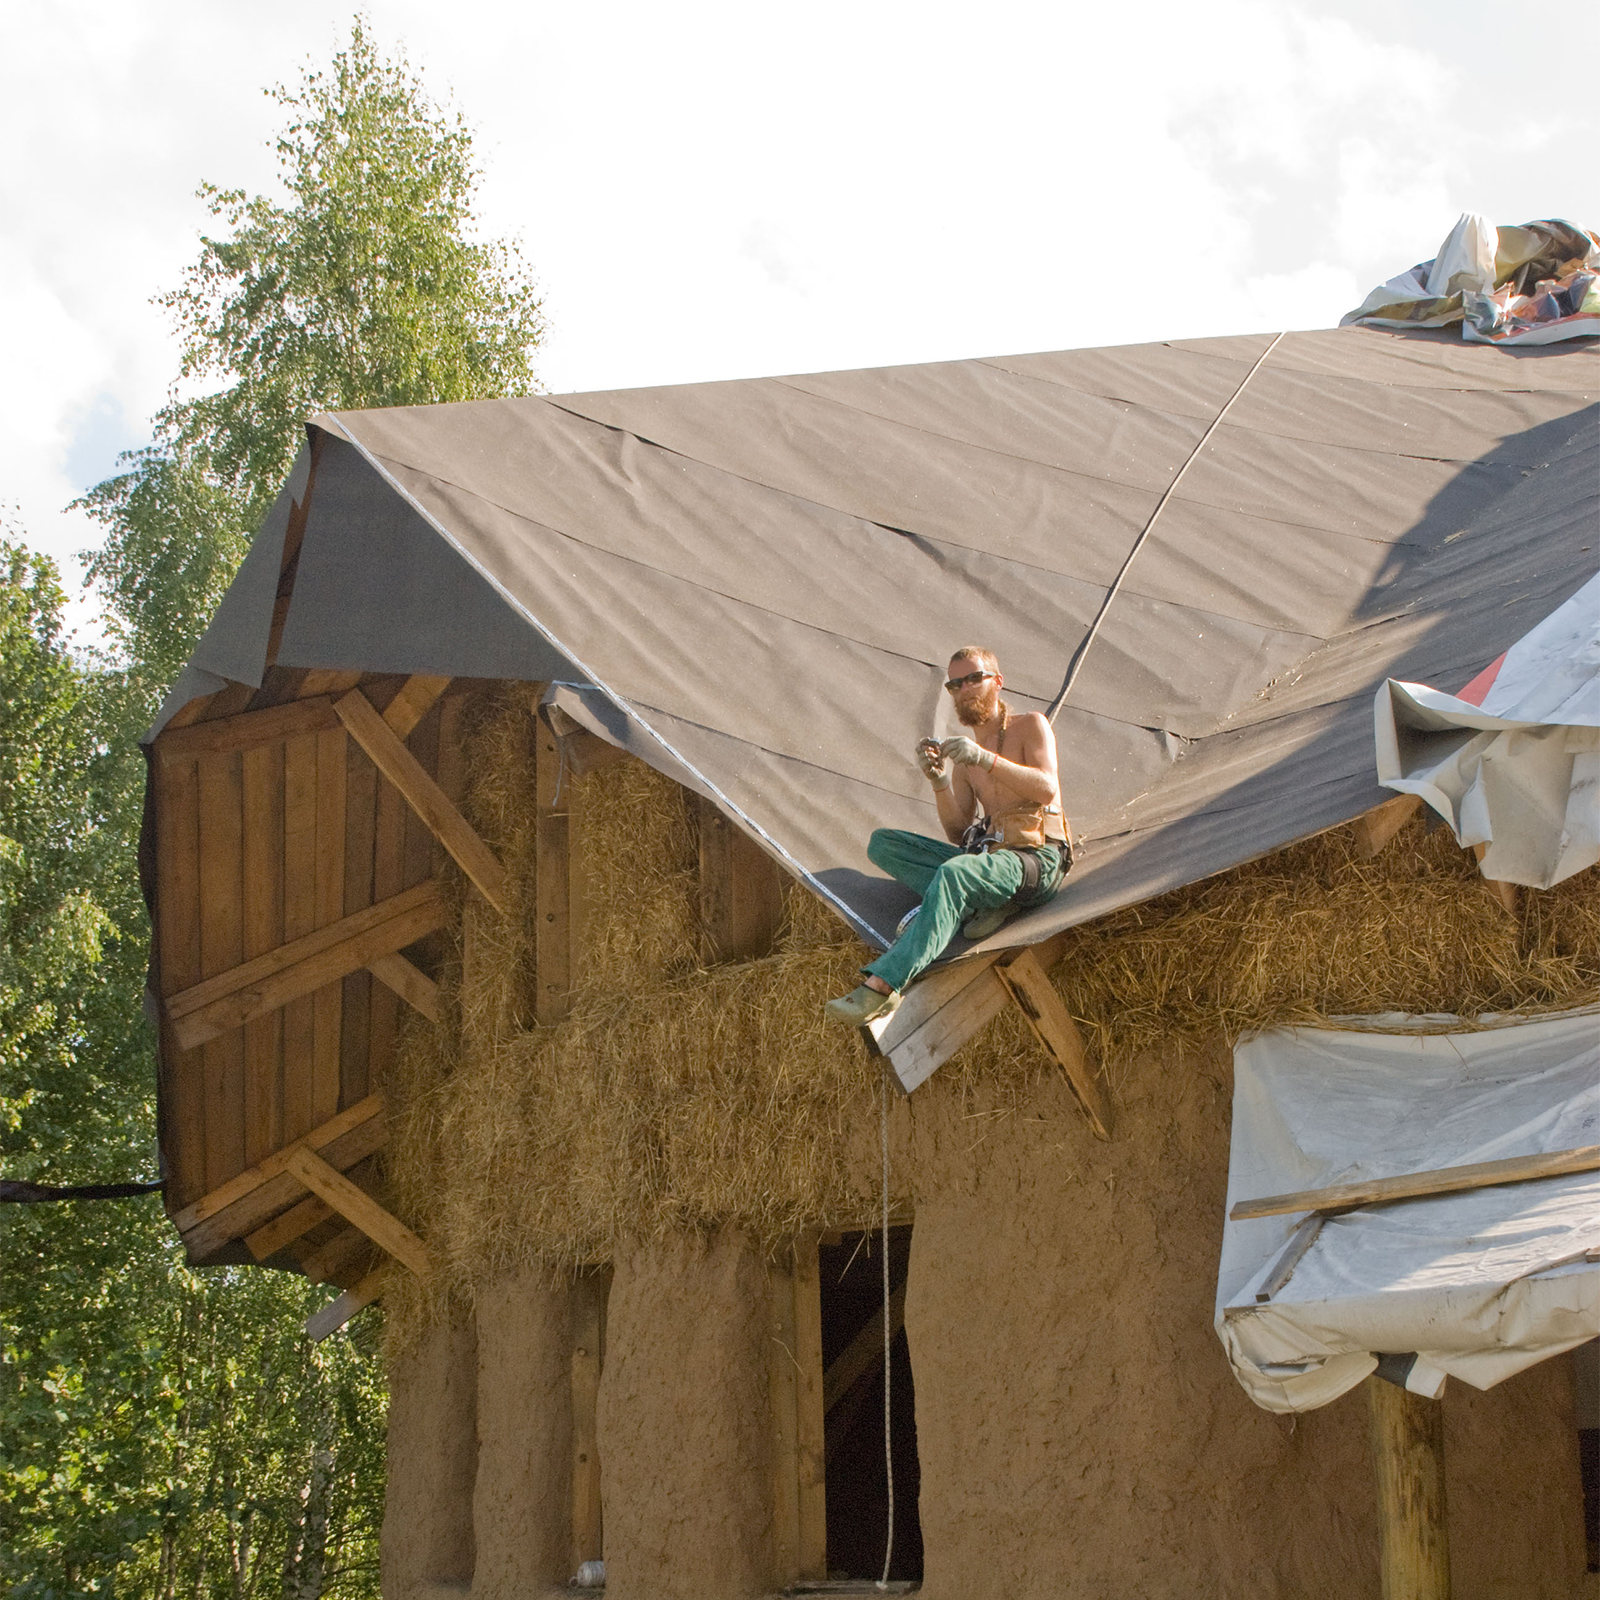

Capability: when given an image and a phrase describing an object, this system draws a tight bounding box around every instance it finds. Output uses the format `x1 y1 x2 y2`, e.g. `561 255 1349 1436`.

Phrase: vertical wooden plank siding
339 733 378 1118
792 1237 828 1578
534 719 573 1025
240 743 285 1164
155 756 206 1206
280 731 319 1143
363 773 408 1100
196 753 247 1189
311 726 348 1126
569 1271 606 1571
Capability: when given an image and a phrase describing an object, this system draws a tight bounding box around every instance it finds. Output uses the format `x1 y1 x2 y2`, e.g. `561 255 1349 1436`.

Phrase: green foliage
78 14 544 700
7 16 545 1595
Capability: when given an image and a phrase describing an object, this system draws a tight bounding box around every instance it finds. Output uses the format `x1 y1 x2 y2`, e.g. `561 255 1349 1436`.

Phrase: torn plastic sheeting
1374 571 1600 889
1215 1010 1600 1415
1342 213 1600 345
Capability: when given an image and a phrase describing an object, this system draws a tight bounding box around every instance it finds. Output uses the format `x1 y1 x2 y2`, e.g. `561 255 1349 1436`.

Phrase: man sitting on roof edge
826 646 1072 1026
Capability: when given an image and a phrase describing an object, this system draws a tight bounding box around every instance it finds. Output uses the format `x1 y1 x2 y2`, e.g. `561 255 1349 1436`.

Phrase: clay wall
383 1033 1587 1598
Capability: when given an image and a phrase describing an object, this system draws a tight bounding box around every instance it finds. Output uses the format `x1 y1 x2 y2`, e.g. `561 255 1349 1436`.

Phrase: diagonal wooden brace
166 880 446 1050
995 947 1114 1139
334 689 509 913
283 1146 430 1277
305 1267 386 1342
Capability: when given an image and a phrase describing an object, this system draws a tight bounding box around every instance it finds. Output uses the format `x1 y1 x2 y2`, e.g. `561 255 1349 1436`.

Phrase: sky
3 0 1595 638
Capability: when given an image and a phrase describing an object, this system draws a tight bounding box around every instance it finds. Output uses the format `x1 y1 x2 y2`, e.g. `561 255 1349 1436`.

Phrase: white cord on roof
877 1064 894 1591
1047 331 1286 722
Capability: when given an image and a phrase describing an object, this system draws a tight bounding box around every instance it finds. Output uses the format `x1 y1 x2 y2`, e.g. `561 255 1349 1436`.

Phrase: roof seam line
1048 333 1287 722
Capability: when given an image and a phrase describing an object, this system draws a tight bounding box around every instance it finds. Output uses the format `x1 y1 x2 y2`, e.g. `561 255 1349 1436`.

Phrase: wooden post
570 1270 607 1570
768 1236 828 1586
535 718 574 1024
793 1237 827 1580
1368 1376 1451 1600
698 797 784 964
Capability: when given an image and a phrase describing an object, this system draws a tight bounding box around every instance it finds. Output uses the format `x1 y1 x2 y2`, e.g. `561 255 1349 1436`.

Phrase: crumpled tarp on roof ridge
158 324 1599 952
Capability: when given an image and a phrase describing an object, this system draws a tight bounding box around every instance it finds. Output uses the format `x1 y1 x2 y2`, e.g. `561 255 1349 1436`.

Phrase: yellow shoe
824 984 902 1026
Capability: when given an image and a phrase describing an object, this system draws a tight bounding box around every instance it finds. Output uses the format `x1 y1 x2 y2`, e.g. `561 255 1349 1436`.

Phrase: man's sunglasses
945 670 995 693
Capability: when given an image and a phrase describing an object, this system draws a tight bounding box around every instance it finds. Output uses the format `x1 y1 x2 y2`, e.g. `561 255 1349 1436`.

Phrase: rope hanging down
877 1063 895 1590
1046 331 1286 722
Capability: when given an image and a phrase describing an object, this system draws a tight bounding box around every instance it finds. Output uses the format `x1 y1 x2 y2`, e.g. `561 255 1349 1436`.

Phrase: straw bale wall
385 691 1598 1335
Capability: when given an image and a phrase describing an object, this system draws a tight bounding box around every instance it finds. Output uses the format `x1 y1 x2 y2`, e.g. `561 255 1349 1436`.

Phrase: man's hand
916 738 952 790
941 735 996 772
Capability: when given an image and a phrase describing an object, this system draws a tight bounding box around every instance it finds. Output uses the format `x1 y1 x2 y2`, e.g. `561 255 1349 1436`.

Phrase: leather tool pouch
993 802 1050 850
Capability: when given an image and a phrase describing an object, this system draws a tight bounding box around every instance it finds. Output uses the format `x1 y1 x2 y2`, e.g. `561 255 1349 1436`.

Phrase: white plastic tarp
1375 571 1600 889
1215 1011 1600 1414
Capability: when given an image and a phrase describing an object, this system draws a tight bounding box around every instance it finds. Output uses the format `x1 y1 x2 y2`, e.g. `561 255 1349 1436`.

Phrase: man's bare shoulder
1009 709 1054 745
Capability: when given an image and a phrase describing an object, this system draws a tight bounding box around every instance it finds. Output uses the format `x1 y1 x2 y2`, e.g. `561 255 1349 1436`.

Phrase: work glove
941 735 996 772
916 740 952 790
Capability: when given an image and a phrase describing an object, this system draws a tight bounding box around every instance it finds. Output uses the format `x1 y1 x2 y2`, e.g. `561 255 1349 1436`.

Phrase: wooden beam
1470 842 1521 916
306 1267 385 1342
301 1224 374 1286
246 1191 336 1261
176 1094 386 1259
1351 794 1422 859
1368 1377 1451 1600
283 1146 429 1276
867 929 1075 1095
156 696 339 765
823 1282 907 1414
1230 1144 1600 1222
333 689 509 914
166 880 447 1051
995 946 1113 1139
381 675 452 739
1255 1214 1326 1302
570 1271 606 1570
366 951 441 1022
866 956 1008 1094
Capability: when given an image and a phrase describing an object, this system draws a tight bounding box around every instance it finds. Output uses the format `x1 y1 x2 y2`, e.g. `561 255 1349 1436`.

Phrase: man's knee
867 828 912 871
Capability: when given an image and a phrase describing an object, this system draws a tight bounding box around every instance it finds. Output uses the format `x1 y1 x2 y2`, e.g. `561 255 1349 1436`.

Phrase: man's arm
942 713 1059 807
919 739 979 840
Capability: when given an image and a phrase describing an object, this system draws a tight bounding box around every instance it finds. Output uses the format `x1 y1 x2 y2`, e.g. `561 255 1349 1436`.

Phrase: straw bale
383 692 1598 1343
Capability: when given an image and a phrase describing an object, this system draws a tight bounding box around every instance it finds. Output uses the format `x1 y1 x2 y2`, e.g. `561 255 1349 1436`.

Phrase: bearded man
825 646 1072 1026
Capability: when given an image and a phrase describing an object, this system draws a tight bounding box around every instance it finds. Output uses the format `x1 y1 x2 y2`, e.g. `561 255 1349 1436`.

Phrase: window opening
819 1225 922 1584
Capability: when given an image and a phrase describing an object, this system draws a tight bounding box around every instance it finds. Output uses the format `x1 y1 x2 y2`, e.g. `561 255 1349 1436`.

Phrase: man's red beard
956 682 1002 728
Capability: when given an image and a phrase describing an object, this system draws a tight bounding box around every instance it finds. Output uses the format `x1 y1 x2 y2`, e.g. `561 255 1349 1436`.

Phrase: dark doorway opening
820 1226 922 1584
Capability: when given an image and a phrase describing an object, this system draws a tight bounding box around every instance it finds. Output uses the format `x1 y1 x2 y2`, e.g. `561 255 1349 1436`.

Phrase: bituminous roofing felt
159 324 1599 953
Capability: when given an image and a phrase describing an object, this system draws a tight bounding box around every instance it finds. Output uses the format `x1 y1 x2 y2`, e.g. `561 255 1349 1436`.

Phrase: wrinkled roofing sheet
215 325 1597 950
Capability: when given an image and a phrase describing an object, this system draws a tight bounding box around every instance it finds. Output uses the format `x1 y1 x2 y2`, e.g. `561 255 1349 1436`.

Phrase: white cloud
3 0 1594 644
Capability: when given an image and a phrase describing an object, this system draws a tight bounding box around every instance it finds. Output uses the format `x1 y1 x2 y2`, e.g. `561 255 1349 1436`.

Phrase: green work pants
862 828 1062 994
